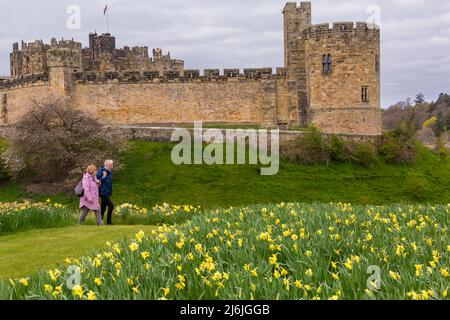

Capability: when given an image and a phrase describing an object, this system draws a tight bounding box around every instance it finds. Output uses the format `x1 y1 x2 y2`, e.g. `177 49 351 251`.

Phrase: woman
79 165 104 226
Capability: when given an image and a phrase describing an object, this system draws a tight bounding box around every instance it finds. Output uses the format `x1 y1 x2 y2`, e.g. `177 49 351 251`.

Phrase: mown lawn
0 140 449 208
0 225 155 279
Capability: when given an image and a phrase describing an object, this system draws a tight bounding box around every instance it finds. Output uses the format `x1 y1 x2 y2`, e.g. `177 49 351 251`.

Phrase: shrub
3 98 127 182
380 130 418 165
406 175 431 201
0 139 9 181
282 128 331 165
348 142 378 168
436 137 450 159
329 135 350 162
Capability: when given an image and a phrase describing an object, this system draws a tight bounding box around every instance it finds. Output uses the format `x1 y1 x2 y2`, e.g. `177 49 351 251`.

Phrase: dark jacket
97 167 113 197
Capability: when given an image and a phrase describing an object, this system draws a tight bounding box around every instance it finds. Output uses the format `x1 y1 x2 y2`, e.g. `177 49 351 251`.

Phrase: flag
104 5 108 15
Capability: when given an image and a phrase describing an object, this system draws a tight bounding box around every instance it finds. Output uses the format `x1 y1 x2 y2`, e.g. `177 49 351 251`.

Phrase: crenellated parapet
0 73 49 91
303 22 380 41
71 68 286 84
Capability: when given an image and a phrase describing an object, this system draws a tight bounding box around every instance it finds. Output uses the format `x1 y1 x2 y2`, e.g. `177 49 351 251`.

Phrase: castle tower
283 2 311 126
283 2 311 80
46 47 82 97
301 22 382 135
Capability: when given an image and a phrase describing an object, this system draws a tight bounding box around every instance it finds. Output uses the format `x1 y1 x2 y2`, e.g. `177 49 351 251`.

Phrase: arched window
323 54 332 74
327 54 332 72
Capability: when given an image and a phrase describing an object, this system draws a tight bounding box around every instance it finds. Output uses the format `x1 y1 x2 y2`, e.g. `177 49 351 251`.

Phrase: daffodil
129 242 139 252
269 254 277 265
415 264 423 277
44 284 53 293
162 288 170 297
72 285 84 299
94 278 103 286
87 291 97 300
19 278 29 287
389 271 401 281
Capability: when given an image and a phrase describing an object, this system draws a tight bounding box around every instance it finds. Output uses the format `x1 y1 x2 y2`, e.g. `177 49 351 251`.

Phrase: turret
283 2 311 80
47 47 82 96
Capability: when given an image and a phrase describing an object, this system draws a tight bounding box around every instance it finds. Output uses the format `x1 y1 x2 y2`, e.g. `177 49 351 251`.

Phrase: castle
0 2 382 136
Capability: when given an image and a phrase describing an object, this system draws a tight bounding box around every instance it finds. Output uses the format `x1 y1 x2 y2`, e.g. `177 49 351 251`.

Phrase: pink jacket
79 173 101 211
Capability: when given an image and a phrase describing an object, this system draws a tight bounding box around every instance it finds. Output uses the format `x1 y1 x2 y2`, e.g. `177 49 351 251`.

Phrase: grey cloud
0 0 449 107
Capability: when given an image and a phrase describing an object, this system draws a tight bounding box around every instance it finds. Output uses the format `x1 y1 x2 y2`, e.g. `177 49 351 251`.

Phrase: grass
0 225 156 279
1 203 448 300
1 140 449 208
113 141 450 207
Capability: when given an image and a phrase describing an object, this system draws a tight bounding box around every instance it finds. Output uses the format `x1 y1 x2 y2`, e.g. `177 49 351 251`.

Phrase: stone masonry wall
302 22 381 135
71 78 284 127
0 83 53 125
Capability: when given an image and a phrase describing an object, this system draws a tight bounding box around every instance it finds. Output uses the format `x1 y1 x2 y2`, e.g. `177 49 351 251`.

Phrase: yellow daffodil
389 271 401 281
129 243 139 252
72 285 84 299
94 278 103 286
87 291 97 301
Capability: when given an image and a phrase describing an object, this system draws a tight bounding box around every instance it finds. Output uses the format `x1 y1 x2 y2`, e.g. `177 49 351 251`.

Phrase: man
97 160 114 225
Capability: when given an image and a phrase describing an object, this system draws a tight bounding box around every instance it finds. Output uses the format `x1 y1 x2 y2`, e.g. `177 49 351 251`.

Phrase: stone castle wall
72 76 283 126
1 2 383 137
0 76 52 125
302 22 381 135
0 69 290 128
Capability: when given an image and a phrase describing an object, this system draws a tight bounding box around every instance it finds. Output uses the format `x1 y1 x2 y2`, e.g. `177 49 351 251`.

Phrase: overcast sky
0 0 449 107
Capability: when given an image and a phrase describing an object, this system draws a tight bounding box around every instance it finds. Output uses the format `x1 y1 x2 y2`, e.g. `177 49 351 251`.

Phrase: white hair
104 160 114 167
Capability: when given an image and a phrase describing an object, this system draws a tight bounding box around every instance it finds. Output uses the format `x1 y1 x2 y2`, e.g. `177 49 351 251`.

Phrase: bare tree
3 97 127 182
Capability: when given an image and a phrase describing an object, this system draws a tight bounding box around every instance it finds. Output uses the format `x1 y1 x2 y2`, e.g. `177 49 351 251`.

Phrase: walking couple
78 160 115 226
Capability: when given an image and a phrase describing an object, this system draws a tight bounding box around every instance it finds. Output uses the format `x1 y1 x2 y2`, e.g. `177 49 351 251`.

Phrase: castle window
361 86 369 102
375 54 380 73
323 54 332 74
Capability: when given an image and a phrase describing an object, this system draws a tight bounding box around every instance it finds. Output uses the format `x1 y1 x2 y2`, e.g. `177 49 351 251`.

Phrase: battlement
0 73 49 90
303 22 380 39
283 2 311 14
13 38 82 53
15 40 50 52
50 38 82 50
72 67 285 84
46 48 82 69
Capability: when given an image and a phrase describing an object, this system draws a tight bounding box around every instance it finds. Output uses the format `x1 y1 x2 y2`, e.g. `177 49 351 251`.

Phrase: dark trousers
100 195 115 225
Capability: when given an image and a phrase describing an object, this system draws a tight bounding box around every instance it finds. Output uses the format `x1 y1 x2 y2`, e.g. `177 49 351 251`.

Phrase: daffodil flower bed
1 203 448 300
114 203 201 225
0 200 74 235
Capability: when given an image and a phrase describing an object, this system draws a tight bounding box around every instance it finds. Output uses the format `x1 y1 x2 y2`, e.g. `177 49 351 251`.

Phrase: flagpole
104 4 109 34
